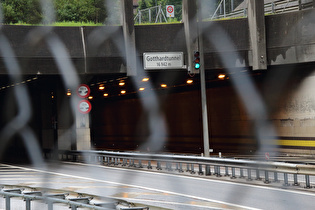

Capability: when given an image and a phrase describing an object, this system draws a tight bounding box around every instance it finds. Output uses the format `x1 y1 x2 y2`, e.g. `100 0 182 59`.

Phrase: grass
8 21 105 27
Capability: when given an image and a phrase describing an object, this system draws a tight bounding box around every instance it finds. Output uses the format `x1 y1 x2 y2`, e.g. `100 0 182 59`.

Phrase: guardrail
50 150 315 189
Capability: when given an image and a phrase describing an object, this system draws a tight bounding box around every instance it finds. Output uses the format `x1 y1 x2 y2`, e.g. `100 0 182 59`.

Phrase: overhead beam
248 0 267 70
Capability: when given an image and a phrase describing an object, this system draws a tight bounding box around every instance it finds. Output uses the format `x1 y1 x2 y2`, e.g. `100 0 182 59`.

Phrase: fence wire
0 0 315 209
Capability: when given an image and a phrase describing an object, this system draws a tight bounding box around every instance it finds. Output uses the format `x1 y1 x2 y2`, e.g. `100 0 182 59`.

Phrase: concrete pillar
75 113 91 150
248 0 267 70
121 0 137 76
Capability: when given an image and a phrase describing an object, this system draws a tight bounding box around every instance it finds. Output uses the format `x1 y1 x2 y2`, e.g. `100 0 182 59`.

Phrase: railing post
293 174 299 186
147 161 152 169
264 170 270 184
283 173 290 186
239 168 245 178
231 167 236 179
156 161 162 170
179 163 184 173
247 169 252 181
25 198 31 210
175 163 179 171
198 164 204 175
305 175 312 188
186 163 190 172
5 195 11 210
138 160 143 168
216 166 221 177
191 164 196 174
71 204 77 210
205 165 211 176
256 169 261 180
225 166 229 176
168 162 173 171
274 172 279 182
47 201 53 210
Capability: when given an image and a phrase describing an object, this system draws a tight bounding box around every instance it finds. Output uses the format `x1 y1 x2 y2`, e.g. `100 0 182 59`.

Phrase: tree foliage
54 0 107 23
0 0 112 24
1 0 42 24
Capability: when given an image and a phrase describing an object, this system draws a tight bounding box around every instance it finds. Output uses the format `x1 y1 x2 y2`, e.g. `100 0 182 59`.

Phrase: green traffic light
195 63 200 69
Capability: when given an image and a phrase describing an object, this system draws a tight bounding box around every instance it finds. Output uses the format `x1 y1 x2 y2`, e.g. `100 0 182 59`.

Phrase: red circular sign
77 84 90 98
78 100 92 114
167 6 174 13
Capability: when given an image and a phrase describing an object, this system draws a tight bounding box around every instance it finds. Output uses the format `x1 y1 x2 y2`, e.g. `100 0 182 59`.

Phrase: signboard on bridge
143 52 184 70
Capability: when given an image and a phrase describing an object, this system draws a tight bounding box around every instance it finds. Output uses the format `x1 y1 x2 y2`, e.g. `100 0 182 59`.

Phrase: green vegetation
0 0 120 25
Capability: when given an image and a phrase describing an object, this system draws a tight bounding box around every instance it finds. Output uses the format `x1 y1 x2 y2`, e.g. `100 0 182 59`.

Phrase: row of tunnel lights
64 74 227 99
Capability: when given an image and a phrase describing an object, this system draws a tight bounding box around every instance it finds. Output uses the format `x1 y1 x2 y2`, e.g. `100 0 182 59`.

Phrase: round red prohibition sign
77 84 91 98
78 100 92 114
167 6 174 13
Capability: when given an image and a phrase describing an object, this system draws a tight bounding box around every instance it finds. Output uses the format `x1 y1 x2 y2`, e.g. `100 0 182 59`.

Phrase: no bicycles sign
78 100 92 114
166 5 174 17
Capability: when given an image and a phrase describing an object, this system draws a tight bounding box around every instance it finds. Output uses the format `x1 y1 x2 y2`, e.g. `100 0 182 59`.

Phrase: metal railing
0 187 149 210
52 150 315 189
211 0 314 20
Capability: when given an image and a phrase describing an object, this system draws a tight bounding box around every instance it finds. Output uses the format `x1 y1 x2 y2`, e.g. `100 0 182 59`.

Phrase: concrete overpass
0 6 315 75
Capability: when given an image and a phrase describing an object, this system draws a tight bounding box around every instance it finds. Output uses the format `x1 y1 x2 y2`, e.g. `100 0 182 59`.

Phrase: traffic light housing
194 51 200 69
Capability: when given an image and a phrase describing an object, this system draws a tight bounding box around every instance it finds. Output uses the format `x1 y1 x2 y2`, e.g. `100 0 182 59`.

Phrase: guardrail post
175 163 179 171
225 166 229 176
239 168 245 178
293 174 299 186
283 173 290 186
256 169 261 180
274 172 279 182
231 167 236 179
264 171 270 184
167 162 173 171
247 169 252 181
205 165 211 176
25 198 31 210
191 164 196 174
47 201 53 210
179 163 184 173
216 166 221 177
198 164 204 175
147 161 152 169
138 160 143 168
3 189 22 210
214 166 218 176
5 195 11 210
186 163 190 172
70 204 78 210
305 175 312 188
156 161 162 170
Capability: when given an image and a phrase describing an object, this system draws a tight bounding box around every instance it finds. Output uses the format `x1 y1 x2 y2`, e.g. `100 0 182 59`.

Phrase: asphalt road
1 162 315 209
